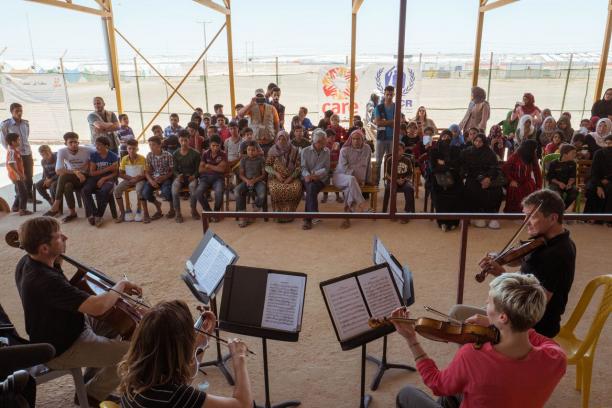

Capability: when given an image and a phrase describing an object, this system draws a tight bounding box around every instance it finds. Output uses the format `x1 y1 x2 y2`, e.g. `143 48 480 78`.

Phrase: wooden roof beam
25 0 110 17
192 0 230 15
480 0 518 13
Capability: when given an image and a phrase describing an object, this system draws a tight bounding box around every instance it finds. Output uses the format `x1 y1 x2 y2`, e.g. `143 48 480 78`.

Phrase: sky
0 0 609 62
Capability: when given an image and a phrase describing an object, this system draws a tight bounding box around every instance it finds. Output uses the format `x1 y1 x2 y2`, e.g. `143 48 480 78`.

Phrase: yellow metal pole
137 23 227 140
114 28 196 110
472 0 486 88
103 0 123 113
349 12 357 127
595 0 612 103
225 0 236 117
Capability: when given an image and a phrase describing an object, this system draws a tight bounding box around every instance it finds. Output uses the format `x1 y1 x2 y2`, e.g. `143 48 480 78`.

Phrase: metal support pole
472 0 486 87
225 0 237 117
102 0 123 113
137 23 226 140
389 0 407 216
456 219 469 305
486 51 493 101
59 57 74 132
560 53 573 113
582 68 591 118
349 12 357 127
275 56 279 85
594 0 612 103
133 57 145 132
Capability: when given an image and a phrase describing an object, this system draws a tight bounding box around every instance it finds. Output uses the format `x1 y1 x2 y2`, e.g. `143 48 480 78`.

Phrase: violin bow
423 306 463 325
496 200 543 258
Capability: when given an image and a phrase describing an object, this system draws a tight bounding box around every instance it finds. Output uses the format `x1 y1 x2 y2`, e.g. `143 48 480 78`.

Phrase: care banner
1 73 71 142
317 64 422 121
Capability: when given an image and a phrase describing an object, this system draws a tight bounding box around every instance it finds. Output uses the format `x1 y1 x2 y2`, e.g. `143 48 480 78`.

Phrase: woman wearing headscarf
536 116 557 157
265 130 302 221
332 129 373 228
460 133 503 229
584 134 612 223
587 117 612 151
448 124 464 147
488 124 511 160
556 115 574 143
591 88 612 119
459 86 490 134
517 92 542 126
515 114 536 146
412 106 438 135
502 140 542 213
428 129 463 231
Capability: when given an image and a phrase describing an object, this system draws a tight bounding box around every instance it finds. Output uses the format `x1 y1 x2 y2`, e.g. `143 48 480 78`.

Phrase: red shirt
328 124 348 144
416 330 566 408
218 127 231 143
6 147 24 182
200 149 227 176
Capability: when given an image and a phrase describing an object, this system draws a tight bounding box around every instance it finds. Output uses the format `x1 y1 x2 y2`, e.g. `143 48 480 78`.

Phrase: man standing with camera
238 88 279 155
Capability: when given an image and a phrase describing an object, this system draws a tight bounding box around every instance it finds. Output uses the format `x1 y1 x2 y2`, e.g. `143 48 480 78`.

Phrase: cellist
451 189 576 338
393 273 566 408
14 216 142 406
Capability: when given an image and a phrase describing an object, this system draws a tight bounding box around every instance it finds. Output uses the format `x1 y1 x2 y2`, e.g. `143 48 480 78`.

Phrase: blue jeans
195 174 224 212
235 181 266 211
304 179 325 214
142 179 172 203
82 176 114 217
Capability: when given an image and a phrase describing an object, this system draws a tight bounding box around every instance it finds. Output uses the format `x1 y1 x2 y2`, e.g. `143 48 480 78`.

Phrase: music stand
366 237 416 390
182 230 238 385
320 263 404 408
219 265 307 408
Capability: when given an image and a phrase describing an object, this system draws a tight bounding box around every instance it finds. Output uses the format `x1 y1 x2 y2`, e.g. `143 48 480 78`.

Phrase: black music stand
320 263 404 408
182 230 238 385
219 265 307 408
367 236 416 390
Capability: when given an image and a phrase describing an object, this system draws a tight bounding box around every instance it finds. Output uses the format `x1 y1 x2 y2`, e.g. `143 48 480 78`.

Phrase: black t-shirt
546 160 576 184
121 384 206 408
521 230 576 337
15 255 90 355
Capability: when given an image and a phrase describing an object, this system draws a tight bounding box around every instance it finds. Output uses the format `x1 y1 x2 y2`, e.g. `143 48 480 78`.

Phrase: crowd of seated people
3 85 612 229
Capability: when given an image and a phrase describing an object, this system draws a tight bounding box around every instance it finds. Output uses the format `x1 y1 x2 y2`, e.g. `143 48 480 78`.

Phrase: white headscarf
516 114 535 145
590 118 612 147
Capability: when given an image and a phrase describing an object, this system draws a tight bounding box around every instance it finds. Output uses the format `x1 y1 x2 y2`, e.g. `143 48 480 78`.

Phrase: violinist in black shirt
451 189 576 338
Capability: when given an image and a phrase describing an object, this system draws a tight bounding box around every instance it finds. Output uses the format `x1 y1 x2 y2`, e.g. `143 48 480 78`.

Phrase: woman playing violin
453 189 576 338
14 216 142 405
393 273 566 408
119 300 253 408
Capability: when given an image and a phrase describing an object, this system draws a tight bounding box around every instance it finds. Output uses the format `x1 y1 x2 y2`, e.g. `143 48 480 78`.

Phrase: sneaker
134 211 143 222
114 215 124 224
312 218 322 224
441 224 448 232
124 210 134 222
471 219 487 228
238 220 248 228
488 220 501 229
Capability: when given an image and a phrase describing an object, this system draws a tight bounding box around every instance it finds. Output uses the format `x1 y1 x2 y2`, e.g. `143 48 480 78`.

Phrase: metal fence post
275 56 279 85
582 67 591 118
486 51 493 101
59 57 74 132
560 53 573 113
133 57 145 132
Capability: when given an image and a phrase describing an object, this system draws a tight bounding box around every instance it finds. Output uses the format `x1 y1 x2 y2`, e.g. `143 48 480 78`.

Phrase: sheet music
193 237 234 294
323 279 371 341
357 267 402 319
261 273 306 332
373 237 404 289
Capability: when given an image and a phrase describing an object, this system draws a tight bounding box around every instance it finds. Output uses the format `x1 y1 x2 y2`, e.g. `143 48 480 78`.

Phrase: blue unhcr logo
375 66 415 96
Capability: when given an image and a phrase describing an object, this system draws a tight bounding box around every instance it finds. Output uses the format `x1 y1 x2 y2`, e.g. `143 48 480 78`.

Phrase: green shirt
173 148 201 177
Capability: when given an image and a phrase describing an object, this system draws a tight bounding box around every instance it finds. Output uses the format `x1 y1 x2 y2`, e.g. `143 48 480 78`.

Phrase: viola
6 229 147 340
368 316 499 349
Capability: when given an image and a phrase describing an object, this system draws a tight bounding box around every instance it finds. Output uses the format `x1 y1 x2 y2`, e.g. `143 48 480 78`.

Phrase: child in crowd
321 128 342 203
36 145 58 206
547 143 578 210
164 113 183 138
216 115 231 142
172 131 201 223
545 131 563 155
5 133 31 215
194 135 227 221
235 141 267 228
115 139 146 223
402 122 422 157
82 136 119 227
465 127 479 146
142 136 174 223
152 125 164 139
239 127 263 158
224 121 242 169
117 113 135 157
571 132 591 159
290 125 311 150
206 125 218 140
328 114 347 145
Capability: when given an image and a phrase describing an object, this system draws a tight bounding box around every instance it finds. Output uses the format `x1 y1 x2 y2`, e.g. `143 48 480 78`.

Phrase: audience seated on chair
300 129 330 230
172 131 201 223
141 135 174 224
114 139 146 223
547 144 578 210
583 134 612 224
235 141 266 228
265 130 302 222
35 145 58 207
382 142 415 223
194 135 227 222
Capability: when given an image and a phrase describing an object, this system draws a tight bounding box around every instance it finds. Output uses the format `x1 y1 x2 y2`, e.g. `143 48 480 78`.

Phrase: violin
475 201 545 283
6 229 148 340
368 316 499 349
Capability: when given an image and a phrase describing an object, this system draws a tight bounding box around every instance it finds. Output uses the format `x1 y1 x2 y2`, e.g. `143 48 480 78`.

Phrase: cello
6 229 147 339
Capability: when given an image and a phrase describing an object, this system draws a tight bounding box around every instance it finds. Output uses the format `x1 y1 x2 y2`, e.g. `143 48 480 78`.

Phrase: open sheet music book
185 231 238 297
372 236 415 306
261 273 306 332
320 264 402 348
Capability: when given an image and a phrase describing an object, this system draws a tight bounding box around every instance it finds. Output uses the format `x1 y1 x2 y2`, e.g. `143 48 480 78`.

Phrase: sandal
151 212 163 221
62 214 78 223
143 217 151 224
43 210 59 217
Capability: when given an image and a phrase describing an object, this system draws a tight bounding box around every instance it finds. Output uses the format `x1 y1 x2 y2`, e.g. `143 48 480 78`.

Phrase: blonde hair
489 273 547 332
119 300 196 396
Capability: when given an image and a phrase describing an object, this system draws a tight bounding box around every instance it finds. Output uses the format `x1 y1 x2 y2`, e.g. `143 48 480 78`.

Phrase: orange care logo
322 67 358 101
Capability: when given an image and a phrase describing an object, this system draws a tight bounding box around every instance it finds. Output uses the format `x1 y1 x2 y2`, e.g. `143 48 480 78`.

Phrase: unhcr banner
317 64 422 121
1 73 71 141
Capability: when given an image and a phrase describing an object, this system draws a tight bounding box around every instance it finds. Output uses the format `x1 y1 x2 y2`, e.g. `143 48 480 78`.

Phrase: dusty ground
0 192 610 408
